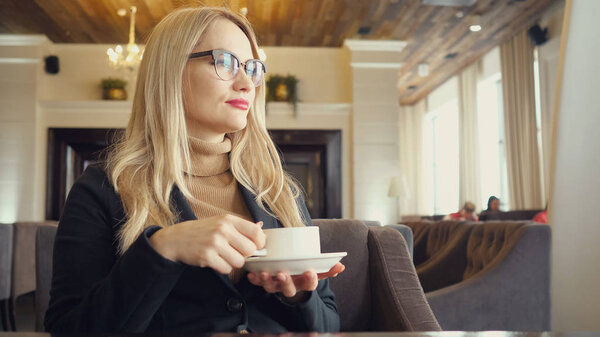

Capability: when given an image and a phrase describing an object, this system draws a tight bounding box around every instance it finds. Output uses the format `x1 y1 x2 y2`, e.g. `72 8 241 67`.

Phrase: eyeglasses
188 49 267 87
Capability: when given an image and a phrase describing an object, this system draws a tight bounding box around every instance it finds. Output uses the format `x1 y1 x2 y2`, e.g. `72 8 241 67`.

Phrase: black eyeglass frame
188 49 267 86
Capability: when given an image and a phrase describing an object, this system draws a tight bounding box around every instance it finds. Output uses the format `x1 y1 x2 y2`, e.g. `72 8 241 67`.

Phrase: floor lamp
388 176 408 223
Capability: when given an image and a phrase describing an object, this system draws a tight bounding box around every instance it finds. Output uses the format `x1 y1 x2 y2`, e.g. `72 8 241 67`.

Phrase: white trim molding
0 34 50 46
266 102 352 117
350 62 402 69
267 102 352 117
343 39 407 52
0 58 40 64
39 100 132 128
40 100 132 113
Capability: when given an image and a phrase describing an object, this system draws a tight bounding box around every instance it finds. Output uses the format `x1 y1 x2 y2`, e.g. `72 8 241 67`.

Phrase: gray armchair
425 222 551 330
360 220 414 257
35 225 58 332
385 224 413 258
315 219 440 331
1 223 13 331
36 219 440 332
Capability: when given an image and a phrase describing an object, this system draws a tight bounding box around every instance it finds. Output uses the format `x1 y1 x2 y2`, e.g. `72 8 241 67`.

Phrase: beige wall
1 37 354 221
39 44 136 101
39 44 352 103
262 47 352 103
551 0 600 330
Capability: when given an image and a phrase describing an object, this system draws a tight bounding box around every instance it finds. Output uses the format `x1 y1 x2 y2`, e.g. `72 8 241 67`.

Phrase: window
477 73 510 210
423 99 460 215
533 49 546 200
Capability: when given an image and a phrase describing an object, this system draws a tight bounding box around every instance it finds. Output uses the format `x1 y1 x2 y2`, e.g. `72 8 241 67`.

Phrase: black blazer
45 165 339 333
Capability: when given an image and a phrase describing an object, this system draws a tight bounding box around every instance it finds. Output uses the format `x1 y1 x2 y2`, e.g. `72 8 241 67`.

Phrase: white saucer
244 252 347 276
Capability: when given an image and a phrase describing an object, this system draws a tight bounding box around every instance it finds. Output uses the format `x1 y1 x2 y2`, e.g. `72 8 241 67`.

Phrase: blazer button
226 297 244 312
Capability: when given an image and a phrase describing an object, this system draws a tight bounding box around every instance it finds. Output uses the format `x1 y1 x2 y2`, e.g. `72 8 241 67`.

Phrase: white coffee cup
261 227 321 259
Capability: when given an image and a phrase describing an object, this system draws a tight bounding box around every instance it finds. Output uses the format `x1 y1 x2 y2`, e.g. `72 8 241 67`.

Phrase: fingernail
278 273 286 281
257 221 264 227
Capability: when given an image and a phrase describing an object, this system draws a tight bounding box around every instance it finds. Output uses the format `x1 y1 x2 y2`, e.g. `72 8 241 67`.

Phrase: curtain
398 99 427 218
537 37 561 203
500 30 544 209
458 63 481 209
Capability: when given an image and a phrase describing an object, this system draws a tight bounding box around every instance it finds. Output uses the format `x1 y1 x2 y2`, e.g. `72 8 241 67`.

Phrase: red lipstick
225 98 249 110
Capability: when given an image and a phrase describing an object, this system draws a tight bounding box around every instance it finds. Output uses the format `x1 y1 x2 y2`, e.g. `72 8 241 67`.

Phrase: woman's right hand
148 214 265 274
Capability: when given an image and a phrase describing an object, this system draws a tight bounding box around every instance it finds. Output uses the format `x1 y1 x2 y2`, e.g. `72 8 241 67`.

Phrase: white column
0 35 49 221
344 40 406 225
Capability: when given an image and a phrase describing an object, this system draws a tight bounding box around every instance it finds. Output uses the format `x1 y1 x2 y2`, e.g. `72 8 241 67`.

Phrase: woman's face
490 199 500 211
183 19 256 142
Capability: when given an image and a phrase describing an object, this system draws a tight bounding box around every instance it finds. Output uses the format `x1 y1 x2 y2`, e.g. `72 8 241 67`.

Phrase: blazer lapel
169 184 280 292
238 183 279 229
171 183 280 229
170 185 241 289
170 185 197 223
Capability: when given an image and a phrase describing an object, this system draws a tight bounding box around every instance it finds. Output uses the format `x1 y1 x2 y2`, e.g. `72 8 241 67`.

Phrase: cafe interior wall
0 0 566 226
0 40 358 222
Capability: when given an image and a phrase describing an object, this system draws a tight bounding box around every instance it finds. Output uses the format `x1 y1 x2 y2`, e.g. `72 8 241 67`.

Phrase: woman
478 196 500 221
45 7 343 334
443 201 478 221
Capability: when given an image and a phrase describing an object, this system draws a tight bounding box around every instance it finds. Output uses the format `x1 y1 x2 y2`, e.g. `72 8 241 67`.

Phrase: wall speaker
528 24 548 46
45 55 60 74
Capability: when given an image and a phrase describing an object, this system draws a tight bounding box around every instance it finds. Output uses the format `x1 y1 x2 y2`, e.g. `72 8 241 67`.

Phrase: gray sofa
315 219 440 331
0 223 13 331
425 223 551 330
36 219 439 332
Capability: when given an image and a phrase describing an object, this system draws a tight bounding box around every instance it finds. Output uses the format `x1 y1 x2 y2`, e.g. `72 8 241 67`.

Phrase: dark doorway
46 128 342 220
45 128 123 220
269 130 342 219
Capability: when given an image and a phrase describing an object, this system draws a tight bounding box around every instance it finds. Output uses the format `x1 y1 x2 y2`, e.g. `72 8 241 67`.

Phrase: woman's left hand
247 262 345 298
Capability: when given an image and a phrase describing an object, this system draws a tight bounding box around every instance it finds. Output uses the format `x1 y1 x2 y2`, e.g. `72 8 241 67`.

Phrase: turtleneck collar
184 136 232 177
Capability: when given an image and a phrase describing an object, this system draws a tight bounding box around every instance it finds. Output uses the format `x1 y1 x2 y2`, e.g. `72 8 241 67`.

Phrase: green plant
266 74 299 113
101 77 127 90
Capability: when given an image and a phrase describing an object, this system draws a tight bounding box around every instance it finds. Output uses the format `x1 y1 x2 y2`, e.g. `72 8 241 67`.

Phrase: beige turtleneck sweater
184 136 253 283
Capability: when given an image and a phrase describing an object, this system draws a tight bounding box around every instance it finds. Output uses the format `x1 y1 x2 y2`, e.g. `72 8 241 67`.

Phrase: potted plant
101 77 128 100
266 74 299 114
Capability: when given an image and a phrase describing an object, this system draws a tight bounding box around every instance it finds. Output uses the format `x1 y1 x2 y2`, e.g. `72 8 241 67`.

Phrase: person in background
478 196 501 221
443 202 479 221
533 205 548 224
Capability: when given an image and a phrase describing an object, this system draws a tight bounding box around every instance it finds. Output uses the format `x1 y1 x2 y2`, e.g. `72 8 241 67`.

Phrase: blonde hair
106 7 305 254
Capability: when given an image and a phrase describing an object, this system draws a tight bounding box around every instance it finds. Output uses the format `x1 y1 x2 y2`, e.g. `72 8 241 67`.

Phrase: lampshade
388 176 408 198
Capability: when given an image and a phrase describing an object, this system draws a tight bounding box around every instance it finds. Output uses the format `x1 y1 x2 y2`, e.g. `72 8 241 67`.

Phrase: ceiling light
240 7 248 17
418 63 429 77
470 24 482 32
107 6 143 72
469 15 482 32
258 48 267 61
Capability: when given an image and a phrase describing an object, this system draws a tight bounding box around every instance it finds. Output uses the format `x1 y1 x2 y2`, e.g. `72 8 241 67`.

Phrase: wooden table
1 332 600 337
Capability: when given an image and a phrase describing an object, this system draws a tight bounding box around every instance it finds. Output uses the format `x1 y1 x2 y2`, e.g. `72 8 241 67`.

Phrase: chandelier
107 6 142 72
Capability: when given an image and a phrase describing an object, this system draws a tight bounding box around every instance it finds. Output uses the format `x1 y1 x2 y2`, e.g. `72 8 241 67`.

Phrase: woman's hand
148 214 265 274
247 262 345 299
